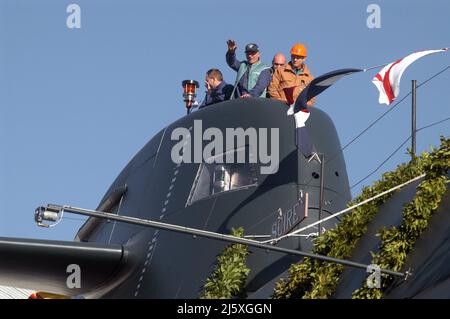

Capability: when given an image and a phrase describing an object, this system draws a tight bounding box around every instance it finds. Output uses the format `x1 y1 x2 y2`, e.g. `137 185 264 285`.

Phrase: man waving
226 39 272 99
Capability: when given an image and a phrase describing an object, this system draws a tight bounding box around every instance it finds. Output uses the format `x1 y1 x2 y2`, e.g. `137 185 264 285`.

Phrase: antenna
34 203 408 278
411 80 417 161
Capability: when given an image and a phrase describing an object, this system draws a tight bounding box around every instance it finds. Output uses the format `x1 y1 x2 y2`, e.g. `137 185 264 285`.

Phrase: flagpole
364 48 448 73
318 153 325 236
411 80 417 161
363 63 388 72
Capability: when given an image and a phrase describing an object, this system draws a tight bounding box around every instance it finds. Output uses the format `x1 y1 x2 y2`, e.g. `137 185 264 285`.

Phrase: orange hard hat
290 43 307 57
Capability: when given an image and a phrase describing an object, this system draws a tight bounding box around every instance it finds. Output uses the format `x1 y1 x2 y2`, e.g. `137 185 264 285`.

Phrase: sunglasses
273 63 284 66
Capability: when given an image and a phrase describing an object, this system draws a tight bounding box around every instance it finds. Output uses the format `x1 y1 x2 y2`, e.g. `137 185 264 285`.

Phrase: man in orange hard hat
268 43 316 107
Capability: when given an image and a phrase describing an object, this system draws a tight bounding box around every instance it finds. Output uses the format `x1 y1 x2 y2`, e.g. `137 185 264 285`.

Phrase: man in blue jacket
226 40 272 99
199 69 234 109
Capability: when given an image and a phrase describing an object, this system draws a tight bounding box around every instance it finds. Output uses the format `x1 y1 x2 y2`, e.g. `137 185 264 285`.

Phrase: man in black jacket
199 69 234 109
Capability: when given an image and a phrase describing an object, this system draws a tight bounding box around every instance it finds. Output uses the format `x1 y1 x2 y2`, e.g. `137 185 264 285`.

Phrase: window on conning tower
186 147 259 206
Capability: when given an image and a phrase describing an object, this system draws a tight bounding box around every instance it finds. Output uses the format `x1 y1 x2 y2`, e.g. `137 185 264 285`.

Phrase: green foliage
201 227 250 299
273 258 314 298
200 138 449 300
353 137 450 299
274 137 449 299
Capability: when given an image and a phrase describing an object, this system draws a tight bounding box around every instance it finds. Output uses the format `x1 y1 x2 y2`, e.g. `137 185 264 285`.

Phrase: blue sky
1 0 449 241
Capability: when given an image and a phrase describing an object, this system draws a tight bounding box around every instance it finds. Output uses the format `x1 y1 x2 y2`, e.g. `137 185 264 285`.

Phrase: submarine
0 96 352 298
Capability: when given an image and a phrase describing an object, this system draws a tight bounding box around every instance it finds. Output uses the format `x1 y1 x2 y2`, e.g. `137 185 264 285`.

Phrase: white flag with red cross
372 48 448 105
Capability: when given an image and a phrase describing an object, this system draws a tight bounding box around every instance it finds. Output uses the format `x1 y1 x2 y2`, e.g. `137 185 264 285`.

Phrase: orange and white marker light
182 80 199 112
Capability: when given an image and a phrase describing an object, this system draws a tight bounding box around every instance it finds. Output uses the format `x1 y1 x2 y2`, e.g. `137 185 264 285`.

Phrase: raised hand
205 80 211 92
227 39 237 52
